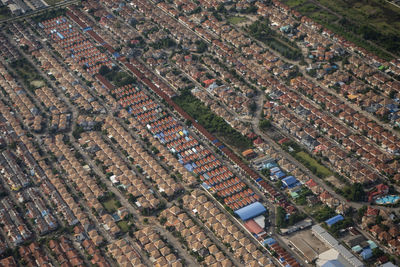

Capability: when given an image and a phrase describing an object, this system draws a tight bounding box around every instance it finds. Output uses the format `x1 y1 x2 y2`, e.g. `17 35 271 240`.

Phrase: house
365 206 379 217
370 225 383 237
242 149 257 159
368 184 389 202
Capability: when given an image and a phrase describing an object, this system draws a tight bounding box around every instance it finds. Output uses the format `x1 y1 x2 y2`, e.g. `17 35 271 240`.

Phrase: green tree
99 65 110 76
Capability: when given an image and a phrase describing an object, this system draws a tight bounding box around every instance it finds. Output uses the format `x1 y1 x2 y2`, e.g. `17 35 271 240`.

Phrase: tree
195 40 208 53
259 119 272 130
249 101 257 114
343 183 365 201
99 65 110 76
357 206 367 221
276 207 286 228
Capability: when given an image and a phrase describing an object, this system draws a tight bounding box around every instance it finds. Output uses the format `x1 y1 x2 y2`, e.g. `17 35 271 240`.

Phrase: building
234 202 266 221
312 225 365 267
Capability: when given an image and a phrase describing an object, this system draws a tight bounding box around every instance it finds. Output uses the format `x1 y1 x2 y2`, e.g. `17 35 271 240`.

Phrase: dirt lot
326 175 346 189
281 229 329 263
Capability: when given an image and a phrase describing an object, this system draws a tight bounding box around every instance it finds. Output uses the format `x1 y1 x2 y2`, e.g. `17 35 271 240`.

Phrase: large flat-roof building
234 201 266 221
312 225 365 267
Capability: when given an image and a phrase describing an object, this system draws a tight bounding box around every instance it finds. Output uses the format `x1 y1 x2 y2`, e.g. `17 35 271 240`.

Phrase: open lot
282 0 400 59
0 5 11 20
294 151 333 178
103 198 120 213
117 220 129 232
326 175 346 189
281 229 329 263
44 0 64 5
227 16 248 25
10 58 47 90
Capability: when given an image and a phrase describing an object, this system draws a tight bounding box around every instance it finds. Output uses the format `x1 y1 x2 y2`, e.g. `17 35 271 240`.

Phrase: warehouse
234 201 266 221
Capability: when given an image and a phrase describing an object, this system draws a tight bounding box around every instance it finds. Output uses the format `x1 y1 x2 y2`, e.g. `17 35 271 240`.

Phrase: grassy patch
246 17 303 60
227 16 248 25
103 198 120 213
309 10 338 23
297 3 319 13
0 5 11 20
173 91 252 151
31 80 45 88
44 0 64 5
286 0 308 7
312 205 336 222
100 66 137 87
117 220 129 232
10 58 47 91
32 7 66 23
295 151 333 178
289 0 400 59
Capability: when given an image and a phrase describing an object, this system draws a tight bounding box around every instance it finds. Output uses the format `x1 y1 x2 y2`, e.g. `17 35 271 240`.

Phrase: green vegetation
247 17 303 60
286 0 307 6
297 3 319 13
44 0 64 5
259 119 272 130
10 58 47 91
295 151 333 178
173 90 252 151
283 0 399 59
293 187 313 205
227 16 248 25
103 198 121 213
100 66 136 87
342 183 365 201
276 206 307 228
117 220 129 232
312 205 336 222
195 40 208 53
150 37 176 49
309 10 338 24
0 5 11 20
326 216 353 237
32 8 66 23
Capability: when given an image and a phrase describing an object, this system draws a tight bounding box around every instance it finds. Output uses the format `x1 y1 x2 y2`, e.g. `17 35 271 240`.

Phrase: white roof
254 215 265 228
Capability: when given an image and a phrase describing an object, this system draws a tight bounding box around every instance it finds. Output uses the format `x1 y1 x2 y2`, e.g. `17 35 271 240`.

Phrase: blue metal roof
282 176 297 187
361 248 373 260
270 167 280 174
234 202 266 221
184 163 193 172
56 32 64 39
274 171 286 179
325 214 344 227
